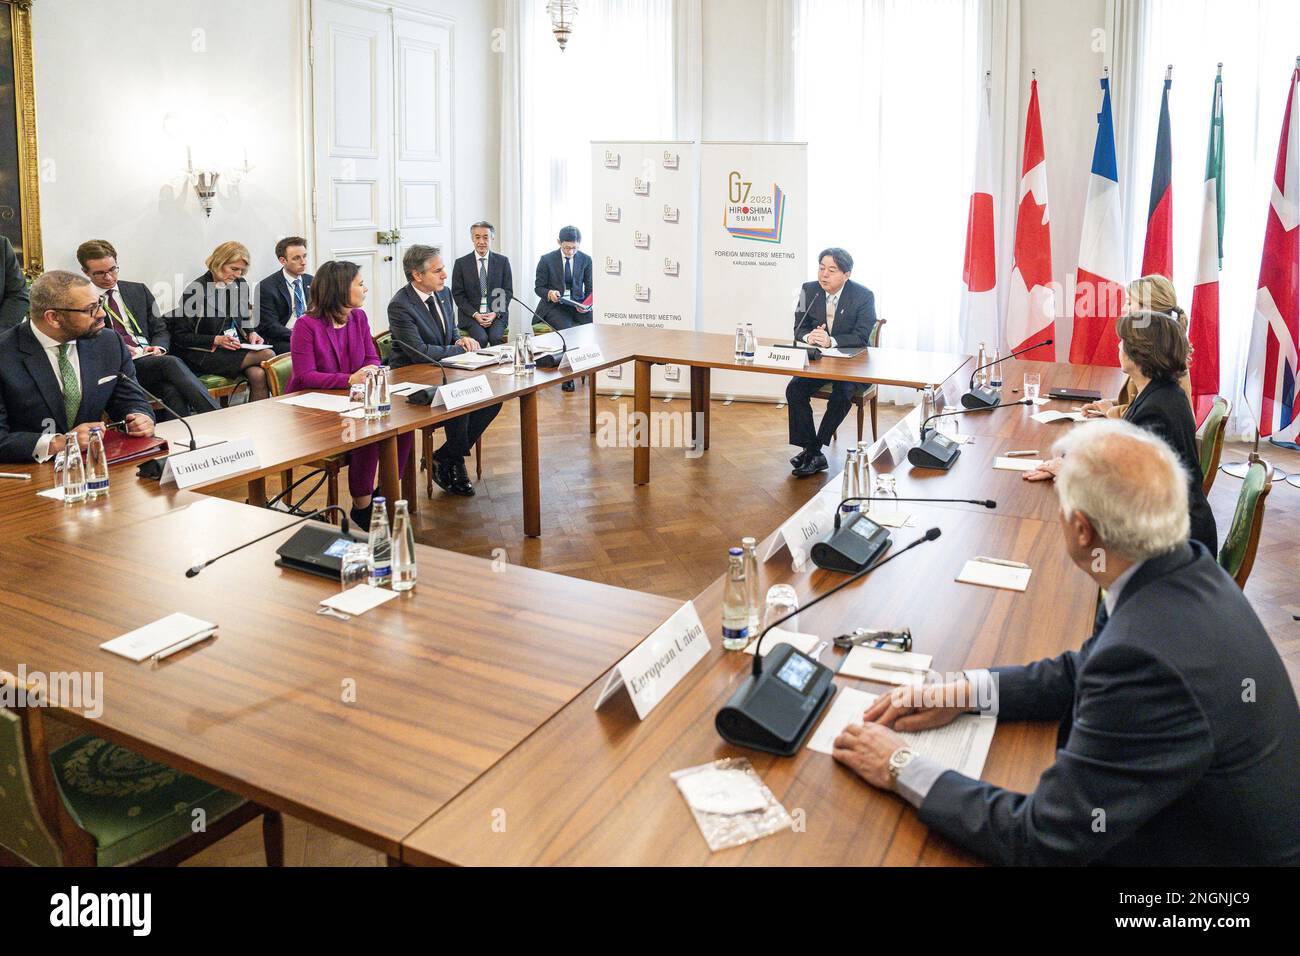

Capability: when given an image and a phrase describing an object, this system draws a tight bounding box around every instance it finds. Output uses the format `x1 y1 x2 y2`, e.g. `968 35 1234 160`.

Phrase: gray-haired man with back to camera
831 419 1300 865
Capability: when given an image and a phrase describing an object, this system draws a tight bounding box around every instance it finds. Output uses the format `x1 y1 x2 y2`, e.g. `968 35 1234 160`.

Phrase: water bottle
974 342 989 386
741 537 760 634
367 496 392 587
513 332 527 374
61 434 87 503
919 385 938 434
363 367 381 420
857 440 874 501
391 499 417 591
376 366 392 416
841 448 859 514
522 329 537 374
722 547 749 650
733 322 745 360
743 322 756 360
989 347 1004 387
85 426 109 498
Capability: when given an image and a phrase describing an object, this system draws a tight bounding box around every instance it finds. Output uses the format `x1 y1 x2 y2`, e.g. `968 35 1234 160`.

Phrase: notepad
279 392 357 412
742 628 817 657
956 558 1032 591
1031 410 1086 424
838 647 934 685
993 456 1044 472
863 509 912 528
100 613 218 662
319 584 399 616
807 687 997 782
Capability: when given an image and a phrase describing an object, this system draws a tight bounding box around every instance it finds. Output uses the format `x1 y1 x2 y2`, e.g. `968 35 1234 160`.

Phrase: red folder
101 430 169 465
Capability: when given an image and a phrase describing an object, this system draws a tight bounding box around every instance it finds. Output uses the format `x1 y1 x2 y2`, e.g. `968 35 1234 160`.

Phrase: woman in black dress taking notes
169 240 275 400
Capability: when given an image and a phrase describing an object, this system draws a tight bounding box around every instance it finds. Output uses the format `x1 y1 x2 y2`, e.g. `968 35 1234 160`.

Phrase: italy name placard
594 600 710 719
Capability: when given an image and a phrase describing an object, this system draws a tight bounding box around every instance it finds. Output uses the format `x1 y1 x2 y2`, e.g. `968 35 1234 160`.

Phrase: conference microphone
388 336 450 405
714 527 942 756
186 506 350 577
504 291 569 370
962 338 1053 409
832 495 995 529
810 494 986 572
117 371 202 480
909 399 1031 470
792 288 824 361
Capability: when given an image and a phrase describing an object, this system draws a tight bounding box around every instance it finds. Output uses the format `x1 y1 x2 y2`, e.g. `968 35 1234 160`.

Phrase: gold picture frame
1 0 41 277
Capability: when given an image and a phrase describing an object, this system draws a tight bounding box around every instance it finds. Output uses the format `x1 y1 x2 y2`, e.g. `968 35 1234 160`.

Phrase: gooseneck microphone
962 338 1053 409
831 495 995 530
920 399 1031 439
117 372 197 452
186 506 350 577
389 335 449 387
909 399 1031 470
505 291 569 370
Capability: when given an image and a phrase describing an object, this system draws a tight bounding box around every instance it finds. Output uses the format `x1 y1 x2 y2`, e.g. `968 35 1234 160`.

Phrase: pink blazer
285 309 380 393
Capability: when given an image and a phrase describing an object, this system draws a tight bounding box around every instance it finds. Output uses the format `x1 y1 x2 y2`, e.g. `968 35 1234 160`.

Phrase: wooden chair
261 353 344 521
1196 396 1230 496
0 670 282 867
1218 459 1271 589
814 318 887 443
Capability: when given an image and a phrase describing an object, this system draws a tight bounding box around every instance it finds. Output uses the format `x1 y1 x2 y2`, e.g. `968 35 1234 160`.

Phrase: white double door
310 0 453 330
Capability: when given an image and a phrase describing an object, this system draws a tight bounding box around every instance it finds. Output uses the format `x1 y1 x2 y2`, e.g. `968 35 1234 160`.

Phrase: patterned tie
57 343 81 430
478 257 489 311
292 277 306 318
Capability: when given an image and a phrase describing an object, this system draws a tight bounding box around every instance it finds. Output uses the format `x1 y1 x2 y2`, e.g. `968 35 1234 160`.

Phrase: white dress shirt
477 252 492 311
30 323 80 463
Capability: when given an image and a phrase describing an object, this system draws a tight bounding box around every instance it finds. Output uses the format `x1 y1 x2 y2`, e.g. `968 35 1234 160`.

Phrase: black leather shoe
792 452 828 478
448 459 476 496
789 450 807 467
431 458 456 494
349 502 374 531
561 380 576 392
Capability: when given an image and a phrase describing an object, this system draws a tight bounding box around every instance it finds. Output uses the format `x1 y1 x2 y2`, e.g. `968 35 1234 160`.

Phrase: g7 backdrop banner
591 140 699 398
700 142 807 401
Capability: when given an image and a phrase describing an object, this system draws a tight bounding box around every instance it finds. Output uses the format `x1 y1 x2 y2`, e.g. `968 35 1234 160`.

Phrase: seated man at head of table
0 270 155 464
534 225 592 392
387 243 501 498
452 220 513 348
831 419 1300 865
77 239 219 419
786 247 877 477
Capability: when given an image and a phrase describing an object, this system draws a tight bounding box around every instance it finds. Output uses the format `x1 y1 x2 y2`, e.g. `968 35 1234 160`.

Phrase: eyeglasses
56 302 105 318
88 266 119 280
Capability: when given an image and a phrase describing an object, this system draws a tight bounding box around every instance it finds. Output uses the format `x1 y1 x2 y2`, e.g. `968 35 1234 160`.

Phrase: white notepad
838 647 934 685
808 686 997 781
864 509 912 528
279 392 357 412
388 381 424 395
1031 410 1085 424
100 613 218 662
319 584 399 616
993 456 1044 472
742 628 818 657
956 558 1032 591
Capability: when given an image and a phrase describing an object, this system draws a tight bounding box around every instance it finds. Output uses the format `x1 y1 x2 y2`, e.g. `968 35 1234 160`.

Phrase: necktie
478 258 489 311
826 294 838 335
563 256 574 298
57 343 81 431
292 278 306 318
427 294 448 340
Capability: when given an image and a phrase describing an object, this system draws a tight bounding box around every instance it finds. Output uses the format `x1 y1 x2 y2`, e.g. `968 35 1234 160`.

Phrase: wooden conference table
0 326 1122 864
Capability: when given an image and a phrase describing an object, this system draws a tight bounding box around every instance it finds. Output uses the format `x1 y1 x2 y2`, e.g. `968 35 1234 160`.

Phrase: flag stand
1221 430 1288 482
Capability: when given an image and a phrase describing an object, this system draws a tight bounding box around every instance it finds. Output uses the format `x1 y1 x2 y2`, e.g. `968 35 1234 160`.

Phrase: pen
150 629 216 662
974 556 1031 569
0 472 32 481
873 661 931 675
1005 449 1039 457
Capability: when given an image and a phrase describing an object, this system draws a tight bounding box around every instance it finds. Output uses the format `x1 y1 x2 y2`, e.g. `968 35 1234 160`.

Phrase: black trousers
433 402 503 461
133 354 220 419
786 376 856 451
541 304 591 330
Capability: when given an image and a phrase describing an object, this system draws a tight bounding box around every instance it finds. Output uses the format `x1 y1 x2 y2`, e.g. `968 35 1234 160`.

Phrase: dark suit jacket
167 272 256 352
534 249 592 327
109 280 169 352
0 237 30 334
0 323 154 462
451 251 512 346
793 279 876 349
254 270 313 352
1124 377 1216 553
387 284 464 367
918 542 1300 865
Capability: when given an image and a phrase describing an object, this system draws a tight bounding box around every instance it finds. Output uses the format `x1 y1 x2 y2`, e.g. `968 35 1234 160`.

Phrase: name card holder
160 438 258 489
432 374 493 411
762 484 840 563
562 345 605 373
595 601 710 719
752 345 808 371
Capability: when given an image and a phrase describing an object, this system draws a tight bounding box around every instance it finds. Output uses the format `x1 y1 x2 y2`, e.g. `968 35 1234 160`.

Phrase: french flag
1069 74 1126 366
1142 70 1174 279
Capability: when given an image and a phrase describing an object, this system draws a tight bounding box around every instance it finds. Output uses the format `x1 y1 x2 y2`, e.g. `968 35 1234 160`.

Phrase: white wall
32 0 498 309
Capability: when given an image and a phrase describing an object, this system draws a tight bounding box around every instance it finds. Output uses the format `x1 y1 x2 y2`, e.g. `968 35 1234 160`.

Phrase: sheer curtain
500 0 676 307
790 0 982 401
1128 0 1300 437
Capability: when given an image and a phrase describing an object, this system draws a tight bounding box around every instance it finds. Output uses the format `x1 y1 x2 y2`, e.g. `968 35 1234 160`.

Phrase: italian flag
1189 69 1224 425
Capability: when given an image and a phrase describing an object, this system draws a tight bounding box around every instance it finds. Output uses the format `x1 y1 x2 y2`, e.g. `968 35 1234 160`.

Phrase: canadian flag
959 79 998 352
1243 64 1300 443
1189 69 1224 425
1005 78 1056 360
1069 75 1126 366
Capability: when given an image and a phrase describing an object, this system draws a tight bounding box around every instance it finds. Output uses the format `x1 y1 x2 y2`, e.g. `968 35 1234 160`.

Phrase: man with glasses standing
76 240 218 419
0 270 154 463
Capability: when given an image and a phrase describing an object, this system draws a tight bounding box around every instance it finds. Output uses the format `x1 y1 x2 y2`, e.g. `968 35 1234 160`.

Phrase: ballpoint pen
1005 449 1039 457
0 472 32 481
150 629 216 663
973 556 1031 569
872 661 931 675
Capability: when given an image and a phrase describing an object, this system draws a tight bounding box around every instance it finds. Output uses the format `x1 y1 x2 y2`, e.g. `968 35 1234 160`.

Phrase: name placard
762 484 839 564
753 345 808 371
563 345 605 373
432 375 492 411
595 601 710 719
160 438 258 489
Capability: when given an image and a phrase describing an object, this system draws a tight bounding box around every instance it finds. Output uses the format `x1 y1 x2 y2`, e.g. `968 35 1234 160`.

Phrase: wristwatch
888 746 916 785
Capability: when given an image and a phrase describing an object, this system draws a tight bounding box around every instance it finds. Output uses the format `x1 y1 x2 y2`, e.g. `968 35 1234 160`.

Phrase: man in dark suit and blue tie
254 236 313 354
786 247 877 476
388 244 500 497
832 420 1300 866
534 225 593 392
0 271 154 463
452 221 513 347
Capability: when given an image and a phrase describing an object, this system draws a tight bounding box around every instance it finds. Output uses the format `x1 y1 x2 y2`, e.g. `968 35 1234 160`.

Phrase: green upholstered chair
813 317 887 443
1196 397 1229 497
199 373 245 407
0 672 282 867
1218 459 1271 589
373 331 393 364
261 354 344 519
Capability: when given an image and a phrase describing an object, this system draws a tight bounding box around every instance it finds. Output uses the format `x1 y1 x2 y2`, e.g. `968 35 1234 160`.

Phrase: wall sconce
184 145 253 218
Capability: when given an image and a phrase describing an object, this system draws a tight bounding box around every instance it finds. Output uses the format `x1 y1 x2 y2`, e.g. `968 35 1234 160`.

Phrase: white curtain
1127 0 1300 438
789 0 982 402
499 0 677 311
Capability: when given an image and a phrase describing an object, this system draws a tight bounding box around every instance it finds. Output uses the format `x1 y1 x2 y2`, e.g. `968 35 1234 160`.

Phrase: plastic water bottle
363 367 381 420
367 497 392 587
85 426 109 498
722 547 749 650
391 499 417 591
975 342 989 386
523 330 537 374
743 322 756 360
733 322 745 360
61 434 87 503
989 347 1004 387
741 537 760 634
376 366 392 416
841 448 860 514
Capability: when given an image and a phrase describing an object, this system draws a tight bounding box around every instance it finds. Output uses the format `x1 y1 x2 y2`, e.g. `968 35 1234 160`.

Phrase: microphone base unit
715 643 837 756
135 438 229 481
810 511 892 573
908 430 962 470
405 385 440 406
274 521 368 580
961 384 1003 409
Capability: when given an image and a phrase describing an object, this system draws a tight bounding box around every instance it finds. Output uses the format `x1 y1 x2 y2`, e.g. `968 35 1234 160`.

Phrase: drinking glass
763 584 800 633
339 543 371 590
1023 372 1041 402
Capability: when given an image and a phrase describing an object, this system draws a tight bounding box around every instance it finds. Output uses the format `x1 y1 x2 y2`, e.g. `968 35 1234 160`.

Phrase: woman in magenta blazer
287 260 413 529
